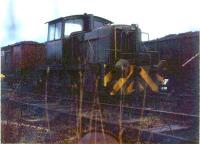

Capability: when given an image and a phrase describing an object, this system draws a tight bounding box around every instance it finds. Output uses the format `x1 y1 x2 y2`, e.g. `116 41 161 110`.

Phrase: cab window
55 22 62 39
94 20 105 29
48 24 55 41
64 19 83 37
48 22 62 41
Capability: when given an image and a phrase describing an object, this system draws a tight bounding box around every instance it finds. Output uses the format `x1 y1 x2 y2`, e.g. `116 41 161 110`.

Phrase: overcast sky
0 0 200 47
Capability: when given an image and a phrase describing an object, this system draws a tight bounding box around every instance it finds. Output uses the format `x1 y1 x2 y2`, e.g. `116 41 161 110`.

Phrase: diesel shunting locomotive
46 14 163 95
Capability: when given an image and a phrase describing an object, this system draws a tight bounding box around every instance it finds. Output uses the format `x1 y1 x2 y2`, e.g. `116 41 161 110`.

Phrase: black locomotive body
43 14 161 98
46 14 159 65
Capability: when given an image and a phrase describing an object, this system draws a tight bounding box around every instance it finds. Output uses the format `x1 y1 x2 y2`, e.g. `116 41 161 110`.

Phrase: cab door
46 21 63 64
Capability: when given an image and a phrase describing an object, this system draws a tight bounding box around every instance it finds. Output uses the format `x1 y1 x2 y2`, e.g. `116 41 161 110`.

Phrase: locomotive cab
45 14 112 65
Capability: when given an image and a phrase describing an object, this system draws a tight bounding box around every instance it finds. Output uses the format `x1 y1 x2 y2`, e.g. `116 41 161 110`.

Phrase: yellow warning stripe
104 72 112 87
155 73 164 84
138 82 144 92
126 81 135 94
110 65 134 96
139 67 159 92
104 65 161 95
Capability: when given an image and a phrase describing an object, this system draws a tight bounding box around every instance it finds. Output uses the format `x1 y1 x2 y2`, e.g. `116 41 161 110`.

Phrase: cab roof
46 14 113 24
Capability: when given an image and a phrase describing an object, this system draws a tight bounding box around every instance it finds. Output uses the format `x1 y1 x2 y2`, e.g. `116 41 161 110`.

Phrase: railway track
1 88 199 143
1 88 198 118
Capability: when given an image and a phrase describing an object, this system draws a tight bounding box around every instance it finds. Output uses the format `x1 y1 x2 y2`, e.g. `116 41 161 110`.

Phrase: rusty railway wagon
1 41 45 72
1 41 45 88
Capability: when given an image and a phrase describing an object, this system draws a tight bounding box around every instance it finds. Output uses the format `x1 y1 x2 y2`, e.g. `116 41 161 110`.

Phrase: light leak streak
182 53 199 67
